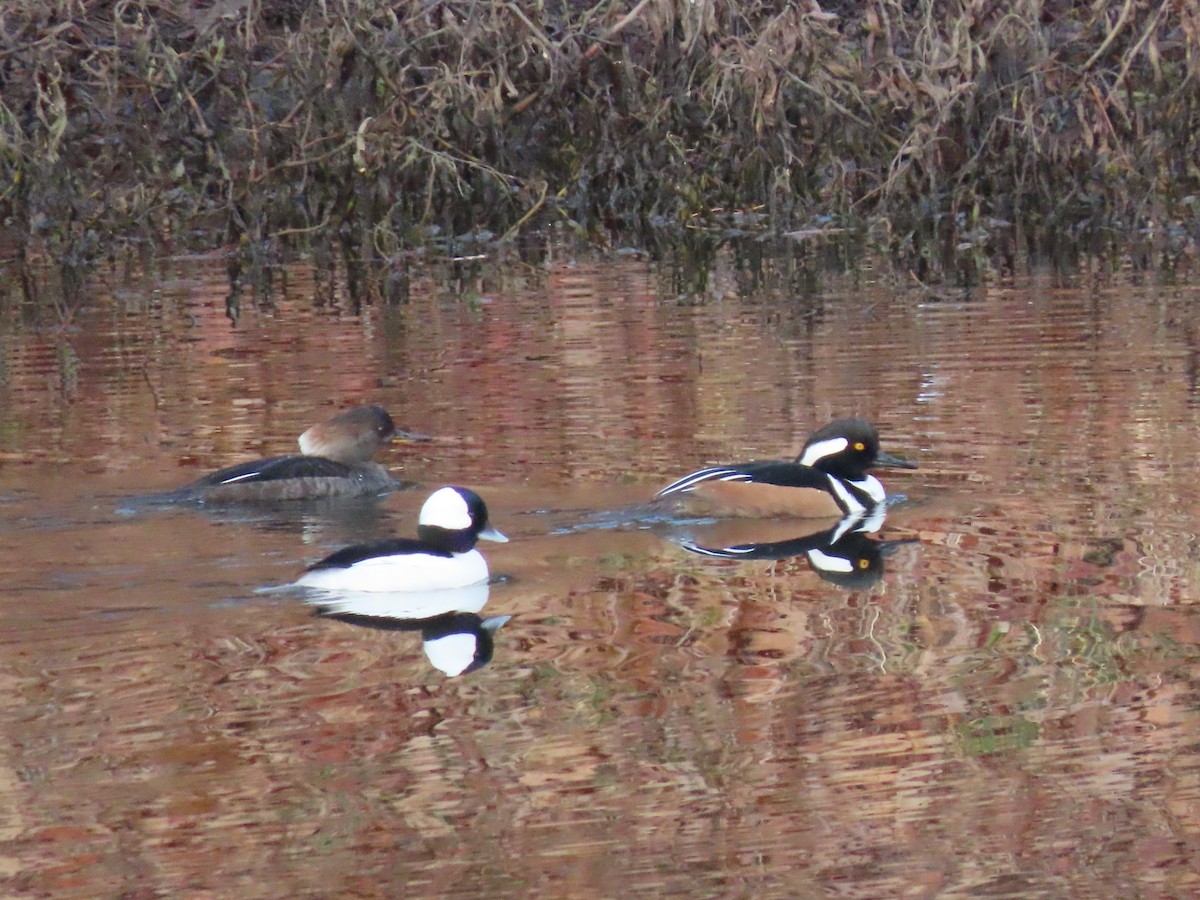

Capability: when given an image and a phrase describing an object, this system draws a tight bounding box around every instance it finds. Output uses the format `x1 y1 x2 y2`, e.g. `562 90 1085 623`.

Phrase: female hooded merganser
294 486 508 592
655 418 917 518
168 405 415 502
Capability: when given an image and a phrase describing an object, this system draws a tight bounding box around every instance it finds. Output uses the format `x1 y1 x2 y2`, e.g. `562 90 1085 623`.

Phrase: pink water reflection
1 253 1199 896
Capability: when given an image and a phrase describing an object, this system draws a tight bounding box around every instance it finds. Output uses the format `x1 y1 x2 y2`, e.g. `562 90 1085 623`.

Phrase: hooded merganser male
655 418 917 518
169 405 417 502
672 508 917 589
294 486 508 592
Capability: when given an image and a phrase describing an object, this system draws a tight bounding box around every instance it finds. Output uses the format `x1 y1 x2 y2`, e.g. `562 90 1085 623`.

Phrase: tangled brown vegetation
1 0 1198 286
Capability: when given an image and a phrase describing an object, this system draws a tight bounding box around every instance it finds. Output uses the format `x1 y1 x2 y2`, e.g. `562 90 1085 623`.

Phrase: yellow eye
858 559 870 569
854 442 866 451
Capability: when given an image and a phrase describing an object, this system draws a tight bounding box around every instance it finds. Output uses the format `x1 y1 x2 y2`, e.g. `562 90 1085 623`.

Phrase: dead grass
1 0 1198 292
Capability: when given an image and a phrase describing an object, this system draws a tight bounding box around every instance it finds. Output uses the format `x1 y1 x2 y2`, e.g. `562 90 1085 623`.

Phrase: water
2 253 1200 897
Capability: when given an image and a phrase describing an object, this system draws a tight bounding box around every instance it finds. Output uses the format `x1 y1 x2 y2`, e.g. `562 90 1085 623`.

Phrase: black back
683 521 844 560
306 537 452 571
191 455 354 487
727 460 835 489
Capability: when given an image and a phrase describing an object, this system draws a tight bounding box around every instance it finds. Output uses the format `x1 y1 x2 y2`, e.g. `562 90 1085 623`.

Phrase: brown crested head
298 405 398 463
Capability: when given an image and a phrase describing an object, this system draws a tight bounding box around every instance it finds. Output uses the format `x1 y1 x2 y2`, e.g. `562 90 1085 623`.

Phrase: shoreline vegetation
2 0 1198 296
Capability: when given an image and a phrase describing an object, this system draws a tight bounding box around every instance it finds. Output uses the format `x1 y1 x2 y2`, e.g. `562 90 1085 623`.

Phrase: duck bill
391 428 433 444
478 525 509 543
875 449 918 470
879 537 921 556
481 615 512 633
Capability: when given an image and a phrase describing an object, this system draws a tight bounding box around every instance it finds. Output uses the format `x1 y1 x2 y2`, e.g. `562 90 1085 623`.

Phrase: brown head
298 405 402 464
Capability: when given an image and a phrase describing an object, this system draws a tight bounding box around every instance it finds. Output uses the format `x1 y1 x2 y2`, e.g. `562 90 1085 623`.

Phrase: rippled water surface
3 253 1200 897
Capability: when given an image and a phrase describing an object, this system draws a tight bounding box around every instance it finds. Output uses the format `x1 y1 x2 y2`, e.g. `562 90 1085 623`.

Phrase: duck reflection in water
158 405 427 504
305 583 511 677
668 508 917 589
291 486 510 676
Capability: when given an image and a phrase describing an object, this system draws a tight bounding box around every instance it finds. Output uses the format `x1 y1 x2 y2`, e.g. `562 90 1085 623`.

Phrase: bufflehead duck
306 583 511 676
655 418 917 518
295 486 508 592
168 405 419 502
419 613 511 676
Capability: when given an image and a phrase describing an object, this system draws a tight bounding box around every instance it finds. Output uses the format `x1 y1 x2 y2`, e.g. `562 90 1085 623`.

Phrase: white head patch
826 475 867 515
424 633 477 676
419 487 473 530
799 437 849 467
807 549 855 573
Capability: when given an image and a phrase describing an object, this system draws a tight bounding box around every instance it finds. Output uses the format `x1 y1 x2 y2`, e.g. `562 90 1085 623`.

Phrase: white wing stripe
826 475 866 516
677 540 755 558
656 467 747 497
219 470 265 484
849 474 886 504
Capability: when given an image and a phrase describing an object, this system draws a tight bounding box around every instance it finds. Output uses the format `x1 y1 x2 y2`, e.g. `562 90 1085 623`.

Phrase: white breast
303 582 490 618
851 474 887 504
296 549 490 593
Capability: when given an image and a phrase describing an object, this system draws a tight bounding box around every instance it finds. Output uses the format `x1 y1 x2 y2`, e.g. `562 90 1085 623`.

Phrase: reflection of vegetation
954 606 1200 723
1052 615 1129 689
3 1 1197 294
517 666 618 726
952 614 1148 757
1081 539 1126 568
56 341 80 400
597 553 644 571
956 716 1040 758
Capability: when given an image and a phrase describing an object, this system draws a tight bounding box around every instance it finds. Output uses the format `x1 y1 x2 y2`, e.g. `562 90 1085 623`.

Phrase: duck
305 583 511 676
654 417 917 518
671 507 918 589
166 405 418 502
418 612 511 676
294 485 508 592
